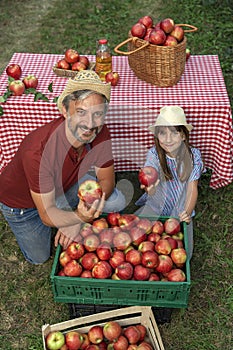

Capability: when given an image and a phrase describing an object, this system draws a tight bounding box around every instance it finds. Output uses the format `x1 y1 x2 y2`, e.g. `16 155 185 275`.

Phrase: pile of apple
55 49 90 72
45 319 153 350
5 63 39 96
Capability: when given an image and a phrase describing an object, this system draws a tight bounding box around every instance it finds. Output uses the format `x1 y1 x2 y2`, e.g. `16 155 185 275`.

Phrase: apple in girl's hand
65 48 79 63
105 71 120 86
23 75 38 89
8 80 25 96
138 166 158 186
78 180 102 205
6 63 22 79
46 331 65 350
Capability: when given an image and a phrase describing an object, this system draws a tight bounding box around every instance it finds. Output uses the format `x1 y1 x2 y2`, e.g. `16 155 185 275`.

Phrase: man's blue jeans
0 176 126 264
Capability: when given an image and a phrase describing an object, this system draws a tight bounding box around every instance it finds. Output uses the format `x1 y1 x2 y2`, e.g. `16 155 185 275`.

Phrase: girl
135 106 205 258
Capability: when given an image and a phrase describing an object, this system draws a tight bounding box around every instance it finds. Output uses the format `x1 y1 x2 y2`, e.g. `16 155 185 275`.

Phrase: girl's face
157 126 185 157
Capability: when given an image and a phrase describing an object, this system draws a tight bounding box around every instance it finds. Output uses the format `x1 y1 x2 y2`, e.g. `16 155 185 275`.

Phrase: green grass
0 0 232 349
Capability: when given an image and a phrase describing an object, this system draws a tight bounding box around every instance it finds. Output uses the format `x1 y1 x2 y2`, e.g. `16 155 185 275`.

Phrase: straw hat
148 106 193 133
57 70 111 113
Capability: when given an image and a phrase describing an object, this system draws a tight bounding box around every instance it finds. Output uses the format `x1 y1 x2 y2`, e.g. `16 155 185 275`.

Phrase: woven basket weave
114 24 197 87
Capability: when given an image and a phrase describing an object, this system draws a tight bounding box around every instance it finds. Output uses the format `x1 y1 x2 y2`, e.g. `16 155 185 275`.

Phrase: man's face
65 93 106 144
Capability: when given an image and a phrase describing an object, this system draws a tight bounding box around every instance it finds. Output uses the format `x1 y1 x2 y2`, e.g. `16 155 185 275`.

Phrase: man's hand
55 223 82 249
76 192 106 222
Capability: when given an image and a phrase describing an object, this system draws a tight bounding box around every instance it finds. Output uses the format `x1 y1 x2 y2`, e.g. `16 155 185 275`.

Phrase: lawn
0 0 232 349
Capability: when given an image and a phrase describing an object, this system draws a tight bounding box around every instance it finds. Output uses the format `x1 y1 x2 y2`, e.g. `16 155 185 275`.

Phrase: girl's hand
140 179 160 196
179 210 191 224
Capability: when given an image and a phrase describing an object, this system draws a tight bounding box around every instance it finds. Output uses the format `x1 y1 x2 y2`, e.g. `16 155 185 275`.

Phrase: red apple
83 234 100 252
149 29 166 45
164 218 181 235
149 272 160 281
6 63 22 79
144 28 153 41
154 21 161 30
65 48 79 63
176 239 184 248
186 48 191 61
78 180 102 206
164 236 178 250
80 252 99 270
65 331 83 350
171 247 187 265
164 35 178 46
105 71 120 86
79 55 90 67
92 260 112 279
141 250 159 268
85 345 99 350
103 321 122 342
167 268 186 282
66 242 85 260
151 220 164 235
98 342 108 350
155 255 173 274
138 241 155 252
127 345 138 350
118 214 138 230
72 61 87 71
138 15 153 29
96 242 113 260
59 250 72 267
147 232 161 243
170 25 184 42
133 264 151 281
63 259 82 277
80 270 92 278
60 344 68 350
106 212 121 226
80 333 91 349
137 218 153 234
109 250 125 269
155 239 172 255
135 324 147 342
130 227 147 246
125 248 142 266
124 325 141 344
88 325 104 344
22 75 38 89
99 228 114 244
137 341 153 350
131 22 147 38
115 262 134 280
80 223 94 238
92 217 109 233
57 269 66 276
113 231 132 251
160 18 175 34
46 331 65 350
57 58 70 70
138 166 158 186
108 334 128 350
8 80 25 96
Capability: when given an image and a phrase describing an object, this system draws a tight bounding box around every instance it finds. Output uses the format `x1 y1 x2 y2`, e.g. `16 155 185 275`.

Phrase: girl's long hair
154 125 193 182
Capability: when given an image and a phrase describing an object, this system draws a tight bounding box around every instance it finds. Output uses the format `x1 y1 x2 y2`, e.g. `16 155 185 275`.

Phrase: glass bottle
95 38 112 81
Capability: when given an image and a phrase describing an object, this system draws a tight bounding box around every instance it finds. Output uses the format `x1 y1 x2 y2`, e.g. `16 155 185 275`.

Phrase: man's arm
95 164 115 199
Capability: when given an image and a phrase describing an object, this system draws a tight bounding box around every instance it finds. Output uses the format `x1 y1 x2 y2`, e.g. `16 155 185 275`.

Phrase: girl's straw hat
57 70 111 113
148 106 193 133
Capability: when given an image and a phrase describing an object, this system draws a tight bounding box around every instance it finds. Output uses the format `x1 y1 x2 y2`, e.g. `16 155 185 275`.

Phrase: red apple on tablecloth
133 264 151 281
138 240 155 253
96 242 112 260
151 220 164 235
88 325 104 344
46 331 65 350
160 18 175 34
79 55 90 67
170 25 184 42
109 250 125 269
80 252 99 270
130 226 147 246
138 15 153 29
59 250 72 267
103 320 122 342
124 325 141 345
155 239 172 255
167 268 186 282
66 242 85 260
155 255 173 274
63 259 82 277
65 331 83 350
78 179 102 206
164 35 178 46
8 80 25 96
23 75 38 89
149 29 166 45
65 48 79 63
57 58 70 70
171 247 187 265
141 250 159 268
92 260 112 279
131 22 147 38
83 234 100 252
138 166 158 186
106 212 121 226
105 71 120 86
126 248 142 266
6 63 22 79
186 48 191 61
113 231 132 251
115 261 134 280
164 218 181 235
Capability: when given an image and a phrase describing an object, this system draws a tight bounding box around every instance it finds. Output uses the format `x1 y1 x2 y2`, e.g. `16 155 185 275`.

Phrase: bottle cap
98 39 108 44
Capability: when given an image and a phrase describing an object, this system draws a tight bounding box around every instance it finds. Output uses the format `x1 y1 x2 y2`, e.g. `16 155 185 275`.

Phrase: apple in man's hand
78 179 102 206
138 166 158 187
23 75 38 89
8 80 25 96
46 331 65 350
6 64 22 79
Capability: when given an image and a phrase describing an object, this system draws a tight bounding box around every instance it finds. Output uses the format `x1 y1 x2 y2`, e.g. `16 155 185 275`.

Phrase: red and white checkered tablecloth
0 53 232 189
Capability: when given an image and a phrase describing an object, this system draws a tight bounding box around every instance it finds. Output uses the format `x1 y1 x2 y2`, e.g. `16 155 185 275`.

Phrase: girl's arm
179 180 198 223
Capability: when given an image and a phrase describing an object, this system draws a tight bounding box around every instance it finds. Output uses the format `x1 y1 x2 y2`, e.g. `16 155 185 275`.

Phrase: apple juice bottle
95 38 112 81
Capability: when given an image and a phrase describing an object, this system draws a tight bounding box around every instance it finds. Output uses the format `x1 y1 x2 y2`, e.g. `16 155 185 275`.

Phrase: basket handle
114 37 149 56
177 24 198 33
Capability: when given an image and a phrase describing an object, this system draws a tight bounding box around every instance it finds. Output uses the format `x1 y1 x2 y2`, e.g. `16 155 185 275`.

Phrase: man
0 70 125 264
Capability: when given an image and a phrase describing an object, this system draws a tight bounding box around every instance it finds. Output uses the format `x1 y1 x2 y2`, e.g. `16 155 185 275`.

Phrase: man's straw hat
57 70 111 113
148 106 193 133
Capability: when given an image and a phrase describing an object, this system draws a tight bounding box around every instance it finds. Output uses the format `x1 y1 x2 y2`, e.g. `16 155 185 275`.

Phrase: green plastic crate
50 216 191 308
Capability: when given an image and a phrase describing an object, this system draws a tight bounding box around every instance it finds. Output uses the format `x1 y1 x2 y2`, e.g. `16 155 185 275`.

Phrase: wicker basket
53 61 95 78
114 24 197 87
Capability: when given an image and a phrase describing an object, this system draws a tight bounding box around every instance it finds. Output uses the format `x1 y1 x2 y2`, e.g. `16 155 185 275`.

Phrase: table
0 53 232 189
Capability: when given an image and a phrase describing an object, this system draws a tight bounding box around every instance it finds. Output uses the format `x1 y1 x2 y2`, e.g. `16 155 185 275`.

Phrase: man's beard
67 115 102 144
